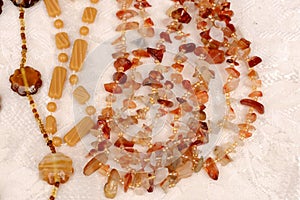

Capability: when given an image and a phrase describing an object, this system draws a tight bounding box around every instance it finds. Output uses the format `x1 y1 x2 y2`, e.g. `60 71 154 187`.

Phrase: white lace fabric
0 0 299 200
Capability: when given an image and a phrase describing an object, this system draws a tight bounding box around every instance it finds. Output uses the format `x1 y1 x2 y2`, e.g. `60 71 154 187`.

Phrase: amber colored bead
90 0 99 3
58 53 68 63
47 102 57 112
69 74 79 85
54 19 64 29
206 49 225 64
147 48 164 63
124 173 132 193
114 137 134 148
112 72 127 84
204 157 219 180
171 8 192 23
86 105 96 115
102 107 114 118
114 57 132 72
53 136 63 147
248 56 262 68
225 67 240 78
80 26 89 36
240 99 264 114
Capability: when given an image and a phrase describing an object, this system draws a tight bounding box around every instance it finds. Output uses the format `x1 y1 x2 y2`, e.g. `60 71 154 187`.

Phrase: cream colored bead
54 19 64 29
47 102 57 112
69 74 78 85
86 105 96 115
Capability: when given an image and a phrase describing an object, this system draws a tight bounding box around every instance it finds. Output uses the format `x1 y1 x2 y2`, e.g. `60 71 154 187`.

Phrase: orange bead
47 102 57 112
69 74 78 85
58 53 68 63
90 0 99 3
80 26 89 36
54 19 64 29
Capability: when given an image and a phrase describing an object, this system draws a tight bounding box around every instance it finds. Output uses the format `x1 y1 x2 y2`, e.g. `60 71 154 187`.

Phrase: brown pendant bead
9 66 42 96
10 0 40 8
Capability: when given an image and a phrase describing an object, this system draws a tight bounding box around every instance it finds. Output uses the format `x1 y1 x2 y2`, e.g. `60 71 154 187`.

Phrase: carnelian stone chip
171 8 192 23
147 48 164 62
248 56 262 68
114 57 132 71
240 98 264 114
113 72 127 84
204 157 219 180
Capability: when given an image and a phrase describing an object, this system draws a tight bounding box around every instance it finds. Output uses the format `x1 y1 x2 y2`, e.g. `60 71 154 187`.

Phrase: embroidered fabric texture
0 0 299 199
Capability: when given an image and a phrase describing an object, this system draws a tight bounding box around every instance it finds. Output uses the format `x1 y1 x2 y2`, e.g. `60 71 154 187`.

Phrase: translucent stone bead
83 153 108 176
124 173 132 192
69 74 78 85
104 169 120 199
52 136 62 147
85 105 96 115
80 26 89 36
38 152 73 185
154 168 169 185
176 161 193 179
223 78 239 93
204 157 219 180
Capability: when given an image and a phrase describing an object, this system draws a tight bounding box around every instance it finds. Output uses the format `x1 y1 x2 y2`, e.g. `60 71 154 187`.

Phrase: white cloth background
0 0 299 200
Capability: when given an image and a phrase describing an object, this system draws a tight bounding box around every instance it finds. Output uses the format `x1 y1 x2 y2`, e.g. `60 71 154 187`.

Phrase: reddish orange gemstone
144 17 154 27
104 82 122 94
116 9 138 20
179 43 196 53
124 173 132 192
160 32 172 43
246 113 257 123
200 30 211 40
248 91 263 98
164 80 174 89
238 38 251 50
132 49 150 57
204 157 219 180
248 56 262 68
101 107 114 118
114 57 132 71
113 72 127 84
225 67 240 78
147 48 164 62
172 63 184 72
239 130 252 138
134 0 151 8
170 107 181 115
206 49 225 64
167 21 183 32
194 46 208 56
171 8 192 23
114 137 134 148
240 98 264 114
147 142 164 153
157 99 174 107
195 91 209 104
9 66 42 96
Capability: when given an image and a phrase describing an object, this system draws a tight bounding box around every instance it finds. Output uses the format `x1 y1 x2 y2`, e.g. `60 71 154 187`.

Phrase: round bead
53 136 63 147
80 26 89 36
86 106 96 115
54 19 64 29
90 0 99 3
69 74 78 85
47 102 57 112
58 53 68 63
